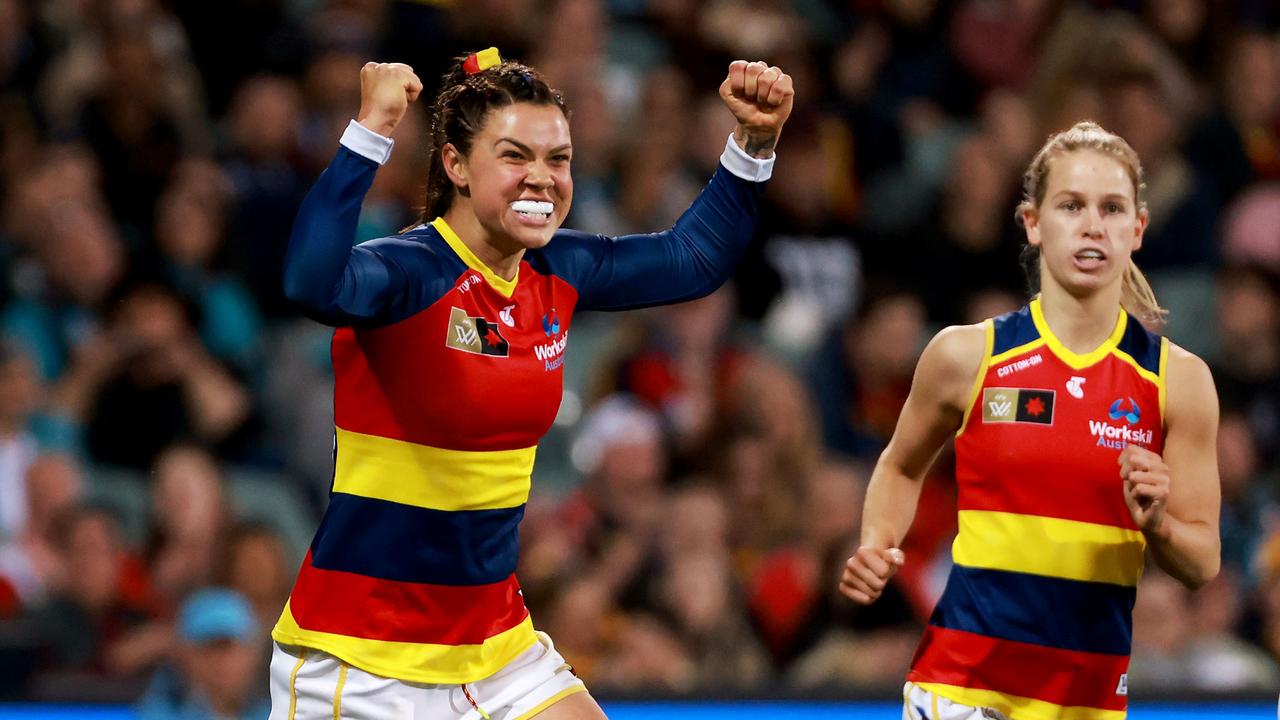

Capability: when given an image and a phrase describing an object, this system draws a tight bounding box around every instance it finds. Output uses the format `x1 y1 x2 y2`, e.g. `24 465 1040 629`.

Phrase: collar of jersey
1029 296 1127 370
431 217 518 298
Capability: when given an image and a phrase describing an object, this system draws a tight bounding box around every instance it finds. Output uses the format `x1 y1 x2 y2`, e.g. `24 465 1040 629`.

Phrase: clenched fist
357 62 424 138
720 60 795 159
1119 444 1171 534
839 545 905 605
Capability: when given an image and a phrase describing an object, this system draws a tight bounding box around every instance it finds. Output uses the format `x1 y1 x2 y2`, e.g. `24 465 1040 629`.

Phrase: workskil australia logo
1090 397 1152 449
535 309 567 371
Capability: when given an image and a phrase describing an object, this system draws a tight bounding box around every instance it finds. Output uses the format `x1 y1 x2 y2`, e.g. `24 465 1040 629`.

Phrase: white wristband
340 120 395 165
719 132 775 182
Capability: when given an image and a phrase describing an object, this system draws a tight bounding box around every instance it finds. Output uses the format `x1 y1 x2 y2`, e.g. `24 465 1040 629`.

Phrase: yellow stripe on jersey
916 683 1127 720
334 427 535 511
1109 348 1161 387
952 510 1145 587
1158 336 1169 422
273 602 539 684
957 320 995 438
988 338 1045 368
1030 297 1127 370
433 217 518 298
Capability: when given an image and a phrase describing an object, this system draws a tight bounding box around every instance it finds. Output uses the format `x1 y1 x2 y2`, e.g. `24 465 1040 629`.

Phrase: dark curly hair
418 54 569 224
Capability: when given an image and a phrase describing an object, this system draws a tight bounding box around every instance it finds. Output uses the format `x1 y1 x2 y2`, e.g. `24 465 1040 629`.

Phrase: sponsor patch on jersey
445 307 509 357
1090 397 1152 449
995 352 1043 378
982 388 1055 425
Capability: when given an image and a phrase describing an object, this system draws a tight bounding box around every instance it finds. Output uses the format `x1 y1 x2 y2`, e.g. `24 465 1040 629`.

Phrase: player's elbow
282 270 322 310
282 268 341 320
1182 551 1220 591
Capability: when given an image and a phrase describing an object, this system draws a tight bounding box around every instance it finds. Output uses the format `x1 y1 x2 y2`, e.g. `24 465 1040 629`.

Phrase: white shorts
269 631 587 720
904 682 1011 720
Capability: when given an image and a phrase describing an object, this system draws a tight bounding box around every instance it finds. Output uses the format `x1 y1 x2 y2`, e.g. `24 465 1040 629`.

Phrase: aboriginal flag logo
982 388 1055 425
445 307 510 357
1016 389 1054 424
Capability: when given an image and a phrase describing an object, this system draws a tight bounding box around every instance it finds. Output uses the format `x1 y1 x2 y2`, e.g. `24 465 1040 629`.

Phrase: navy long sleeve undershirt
283 133 770 327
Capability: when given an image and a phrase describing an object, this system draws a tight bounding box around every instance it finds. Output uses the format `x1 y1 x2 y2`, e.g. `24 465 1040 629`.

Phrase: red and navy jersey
908 298 1167 720
272 134 768 683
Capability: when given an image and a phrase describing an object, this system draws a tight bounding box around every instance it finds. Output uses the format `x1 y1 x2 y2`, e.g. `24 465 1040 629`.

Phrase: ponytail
1017 120 1167 330
1121 259 1167 329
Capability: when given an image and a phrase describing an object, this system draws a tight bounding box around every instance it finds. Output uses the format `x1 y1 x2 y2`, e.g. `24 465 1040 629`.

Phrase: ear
441 143 468 190
1132 207 1149 252
1022 206 1041 247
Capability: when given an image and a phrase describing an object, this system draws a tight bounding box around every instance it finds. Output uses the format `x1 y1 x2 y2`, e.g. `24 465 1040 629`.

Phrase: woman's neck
1037 278 1123 354
441 205 524 281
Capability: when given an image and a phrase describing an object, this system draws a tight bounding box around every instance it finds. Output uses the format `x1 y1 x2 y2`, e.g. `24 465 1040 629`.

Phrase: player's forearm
860 457 926 549
732 125 778 159
282 147 378 313
576 135 770 311
1145 513 1220 590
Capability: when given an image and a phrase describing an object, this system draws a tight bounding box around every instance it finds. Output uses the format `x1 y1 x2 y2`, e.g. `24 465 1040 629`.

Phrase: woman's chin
1060 272 1116 297
508 223 557 250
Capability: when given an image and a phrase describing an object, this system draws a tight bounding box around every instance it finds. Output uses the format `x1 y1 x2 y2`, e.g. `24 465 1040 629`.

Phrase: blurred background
0 0 1277 717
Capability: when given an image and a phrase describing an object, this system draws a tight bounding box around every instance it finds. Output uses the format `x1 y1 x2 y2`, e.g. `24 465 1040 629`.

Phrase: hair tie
463 47 502 75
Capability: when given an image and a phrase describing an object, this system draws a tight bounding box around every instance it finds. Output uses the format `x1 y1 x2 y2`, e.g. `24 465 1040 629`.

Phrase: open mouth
511 199 553 223
1073 248 1107 271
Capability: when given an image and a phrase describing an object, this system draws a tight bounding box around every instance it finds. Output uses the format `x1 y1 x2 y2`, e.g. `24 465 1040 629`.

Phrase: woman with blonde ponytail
839 120 1221 720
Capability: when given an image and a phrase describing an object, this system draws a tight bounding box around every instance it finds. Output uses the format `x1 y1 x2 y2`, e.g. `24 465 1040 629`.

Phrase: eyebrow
1052 190 1130 202
496 137 572 154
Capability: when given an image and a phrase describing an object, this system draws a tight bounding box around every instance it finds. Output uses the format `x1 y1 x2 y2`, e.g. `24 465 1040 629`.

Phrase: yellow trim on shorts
288 650 307 720
513 683 589 720
332 663 348 720
915 682 1126 720
957 319 995 438
952 510 1145 586
333 426 534 511
273 602 539 684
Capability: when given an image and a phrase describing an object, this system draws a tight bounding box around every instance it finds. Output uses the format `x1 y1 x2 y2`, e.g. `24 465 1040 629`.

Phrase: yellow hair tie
463 47 502 75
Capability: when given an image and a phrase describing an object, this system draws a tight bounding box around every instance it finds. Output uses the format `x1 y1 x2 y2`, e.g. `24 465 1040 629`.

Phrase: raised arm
282 63 423 326
840 323 987 604
1120 344 1221 589
553 61 794 311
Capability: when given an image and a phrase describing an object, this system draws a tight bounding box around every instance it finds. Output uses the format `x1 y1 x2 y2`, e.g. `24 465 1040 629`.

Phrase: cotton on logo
1066 376 1086 399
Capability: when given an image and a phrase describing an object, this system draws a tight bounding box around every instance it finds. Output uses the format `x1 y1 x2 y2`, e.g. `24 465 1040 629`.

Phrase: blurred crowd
0 0 1278 713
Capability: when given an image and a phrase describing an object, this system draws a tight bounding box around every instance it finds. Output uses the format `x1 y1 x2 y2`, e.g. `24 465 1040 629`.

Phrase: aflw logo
989 396 1012 417
444 307 509 357
454 322 478 346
